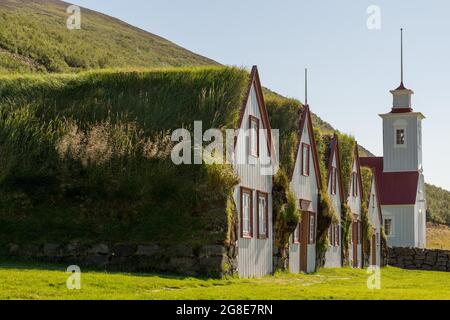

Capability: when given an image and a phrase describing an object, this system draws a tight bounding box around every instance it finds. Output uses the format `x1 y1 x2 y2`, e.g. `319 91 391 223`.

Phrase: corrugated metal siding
383 116 420 172
289 242 300 273
288 116 318 273
234 85 273 278
324 153 342 268
382 205 415 247
368 180 381 266
307 244 316 273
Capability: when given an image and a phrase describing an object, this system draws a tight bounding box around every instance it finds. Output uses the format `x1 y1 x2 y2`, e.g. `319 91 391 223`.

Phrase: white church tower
361 29 427 248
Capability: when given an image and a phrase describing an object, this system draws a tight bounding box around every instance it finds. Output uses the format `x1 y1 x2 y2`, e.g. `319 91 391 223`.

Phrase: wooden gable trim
290 105 322 190
235 66 272 157
327 134 345 206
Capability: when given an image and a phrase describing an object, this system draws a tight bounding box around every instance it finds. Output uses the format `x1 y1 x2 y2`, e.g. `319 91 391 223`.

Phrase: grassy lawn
0 262 449 300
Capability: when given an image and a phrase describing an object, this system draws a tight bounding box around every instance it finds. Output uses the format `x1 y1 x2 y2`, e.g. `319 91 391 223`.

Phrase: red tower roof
360 157 419 205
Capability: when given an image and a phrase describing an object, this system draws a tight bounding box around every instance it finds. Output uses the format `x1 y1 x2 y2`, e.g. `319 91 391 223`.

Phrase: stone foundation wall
388 247 450 272
0 242 237 277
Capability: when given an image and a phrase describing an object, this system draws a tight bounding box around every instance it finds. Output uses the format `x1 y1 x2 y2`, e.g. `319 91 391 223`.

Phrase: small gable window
352 172 358 197
331 167 337 195
301 143 310 176
249 116 259 157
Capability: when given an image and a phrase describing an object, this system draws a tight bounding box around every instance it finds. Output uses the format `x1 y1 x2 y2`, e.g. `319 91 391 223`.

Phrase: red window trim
240 187 253 239
249 115 260 157
256 191 269 239
301 143 310 177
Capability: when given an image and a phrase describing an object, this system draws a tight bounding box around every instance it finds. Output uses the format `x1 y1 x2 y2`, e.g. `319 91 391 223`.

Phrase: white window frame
249 116 259 157
384 217 395 238
301 143 310 177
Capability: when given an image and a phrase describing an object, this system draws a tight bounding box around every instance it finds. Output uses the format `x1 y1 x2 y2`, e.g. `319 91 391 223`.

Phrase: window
331 167 337 195
396 128 406 146
384 218 393 237
352 173 358 197
293 223 300 244
301 143 310 176
249 116 259 157
257 191 269 239
309 213 316 244
329 224 339 247
240 188 253 238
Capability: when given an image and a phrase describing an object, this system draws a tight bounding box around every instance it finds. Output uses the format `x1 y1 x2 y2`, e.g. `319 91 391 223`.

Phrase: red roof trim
391 108 413 114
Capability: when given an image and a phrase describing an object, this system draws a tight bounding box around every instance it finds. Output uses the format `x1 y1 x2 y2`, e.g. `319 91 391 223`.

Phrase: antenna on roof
400 28 404 85
305 68 308 105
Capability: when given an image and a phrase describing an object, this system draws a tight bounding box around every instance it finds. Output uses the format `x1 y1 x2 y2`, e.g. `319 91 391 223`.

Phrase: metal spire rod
305 68 308 105
401 28 404 84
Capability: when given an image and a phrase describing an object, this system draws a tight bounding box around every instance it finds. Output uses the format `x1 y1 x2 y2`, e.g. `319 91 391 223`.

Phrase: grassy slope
0 261 449 300
0 0 217 73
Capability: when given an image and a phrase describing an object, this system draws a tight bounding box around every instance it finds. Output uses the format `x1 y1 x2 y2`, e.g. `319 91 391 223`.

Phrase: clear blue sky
72 0 450 190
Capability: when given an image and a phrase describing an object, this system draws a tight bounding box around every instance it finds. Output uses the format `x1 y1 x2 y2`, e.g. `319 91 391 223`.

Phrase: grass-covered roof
0 66 251 246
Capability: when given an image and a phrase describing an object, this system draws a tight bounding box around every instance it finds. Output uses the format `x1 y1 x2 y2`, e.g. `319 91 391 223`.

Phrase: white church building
360 29 427 249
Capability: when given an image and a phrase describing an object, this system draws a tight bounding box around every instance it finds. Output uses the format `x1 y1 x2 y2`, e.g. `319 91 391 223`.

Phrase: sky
72 0 450 190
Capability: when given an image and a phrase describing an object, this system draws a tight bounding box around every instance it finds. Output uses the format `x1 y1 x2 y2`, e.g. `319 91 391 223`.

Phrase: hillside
426 185 450 225
0 0 449 227
0 0 217 73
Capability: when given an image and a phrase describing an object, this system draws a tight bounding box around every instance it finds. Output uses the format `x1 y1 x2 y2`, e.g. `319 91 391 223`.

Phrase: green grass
0 261 449 300
0 0 216 73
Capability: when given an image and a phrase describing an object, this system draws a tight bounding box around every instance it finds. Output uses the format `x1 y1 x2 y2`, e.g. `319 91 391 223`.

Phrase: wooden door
352 221 358 268
300 212 309 273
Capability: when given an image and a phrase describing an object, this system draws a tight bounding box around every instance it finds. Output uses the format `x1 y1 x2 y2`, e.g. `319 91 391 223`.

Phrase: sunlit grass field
1 261 449 300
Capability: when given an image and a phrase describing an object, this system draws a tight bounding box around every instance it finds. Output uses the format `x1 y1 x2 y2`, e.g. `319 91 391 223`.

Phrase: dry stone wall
0 242 237 277
388 247 450 272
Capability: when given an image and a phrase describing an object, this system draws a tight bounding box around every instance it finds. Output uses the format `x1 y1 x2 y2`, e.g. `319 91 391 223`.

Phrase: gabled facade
347 146 364 268
289 105 322 274
323 135 345 268
365 168 383 267
233 66 275 278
